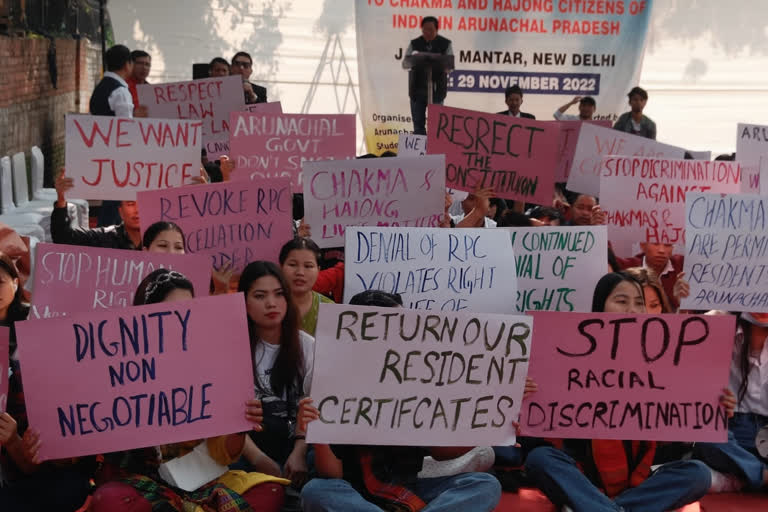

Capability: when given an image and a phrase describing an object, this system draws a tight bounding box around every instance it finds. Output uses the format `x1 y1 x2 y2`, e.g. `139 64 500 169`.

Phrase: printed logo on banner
303 155 446 248
29 244 212 319
522 311 736 442
681 192 768 312
307 304 533 446
137 75 245 159
736 123 768 193
16 294 254 460
65 115 203 200
0 327 9 414
344 227 517 314
137 180 293 273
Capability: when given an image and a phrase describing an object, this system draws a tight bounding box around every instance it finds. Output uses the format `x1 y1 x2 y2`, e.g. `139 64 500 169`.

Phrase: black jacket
50 204 139 250
247 83 268 104
89 76 124 116
496 110 536 119
408 35 451 102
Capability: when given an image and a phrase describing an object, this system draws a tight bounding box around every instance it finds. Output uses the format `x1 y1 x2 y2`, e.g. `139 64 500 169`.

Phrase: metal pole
99 0 106 74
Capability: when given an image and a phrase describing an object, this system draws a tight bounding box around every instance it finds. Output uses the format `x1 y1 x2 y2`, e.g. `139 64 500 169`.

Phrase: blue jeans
301 472 501 512
525 446 711 512
410 98 443 136
693 412 768 489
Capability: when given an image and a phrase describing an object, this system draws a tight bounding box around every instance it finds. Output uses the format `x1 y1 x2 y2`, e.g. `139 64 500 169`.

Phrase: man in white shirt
450 188 497 228
89 44 134 118
553 96 596 121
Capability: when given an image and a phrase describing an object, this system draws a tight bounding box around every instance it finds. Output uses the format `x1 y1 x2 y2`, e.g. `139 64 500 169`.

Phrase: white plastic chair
0 156 49 241
30 146 89 229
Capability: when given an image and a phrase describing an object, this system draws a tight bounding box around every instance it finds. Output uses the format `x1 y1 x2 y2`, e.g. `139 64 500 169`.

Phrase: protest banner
0 327 8 413
521 311 735 442
344 227 517 314
29 244 211 319
566 123 686 197
355 0 653 154
427 105 560 205
307 304 532 446
303 155 446 248
65 114 202 200
137 75 244 159
229 112 356 188
16 294 254 460
398 133 468 201
600 157 742 257
137 180 293 273
736 123 768 193
762 156 768 196
246 101 282 114
503 226 607 313
681 192 768 312
554 120 613 182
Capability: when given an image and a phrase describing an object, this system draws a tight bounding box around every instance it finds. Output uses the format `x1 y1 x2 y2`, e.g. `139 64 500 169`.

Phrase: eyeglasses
232 61 252 68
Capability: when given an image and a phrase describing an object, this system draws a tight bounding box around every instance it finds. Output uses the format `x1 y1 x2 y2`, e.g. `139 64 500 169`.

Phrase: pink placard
554 120 613 182
29 244 212 319
521 311 736 442
229 112 356 188
137 180 293 274
16 294 254 461
245 102 282 114
137 75 245 159
0 327 9 414
426 105 560 205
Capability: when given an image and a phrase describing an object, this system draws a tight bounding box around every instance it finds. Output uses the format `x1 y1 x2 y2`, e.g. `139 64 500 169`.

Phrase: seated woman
92 269 288 512
524 271 720 512
623 267 672 314
297 290 502 512
278 238 333 336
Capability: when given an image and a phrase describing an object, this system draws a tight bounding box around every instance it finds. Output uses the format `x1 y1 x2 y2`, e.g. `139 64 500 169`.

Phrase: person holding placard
616 243 684 311
524 272 719 512
450 187 497 228
297 290 502 512
279 238 334 336
91 269 289 512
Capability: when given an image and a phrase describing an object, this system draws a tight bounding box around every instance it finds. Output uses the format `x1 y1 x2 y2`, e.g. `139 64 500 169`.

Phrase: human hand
297 220 311 238
55 168 74 208
284 448 308 488
297 397 320 435
134 105 149 118
673 272 690 301
219 155 235 181
720 388 736 419
0 413 19 447
22 428 42 465
523 377 538 399
590 205 607 225
245 399 264 432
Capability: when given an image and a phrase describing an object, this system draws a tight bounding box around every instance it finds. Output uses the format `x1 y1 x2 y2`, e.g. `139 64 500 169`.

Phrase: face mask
741 312 768 328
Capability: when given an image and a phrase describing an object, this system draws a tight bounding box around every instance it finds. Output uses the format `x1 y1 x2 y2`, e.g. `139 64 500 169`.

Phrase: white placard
600 157 742 257
344 227 517 314
566 123 686 197
736 123 768 193
65 114 202 200
398 133 468 201
681 192 768 312
761 156 768 196
306 304 532 446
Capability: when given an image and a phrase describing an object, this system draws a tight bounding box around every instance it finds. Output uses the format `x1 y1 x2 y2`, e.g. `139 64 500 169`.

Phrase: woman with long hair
278 238 333 335
623 267 673 314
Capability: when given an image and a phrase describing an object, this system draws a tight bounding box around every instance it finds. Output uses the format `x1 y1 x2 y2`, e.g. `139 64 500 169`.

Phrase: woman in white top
238 261 314 489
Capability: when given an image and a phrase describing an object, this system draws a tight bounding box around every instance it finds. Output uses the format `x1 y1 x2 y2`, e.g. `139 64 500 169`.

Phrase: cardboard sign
600 157 742 257
762 156 768 196
29 244 212 319
17 294 254 460
427 105 560 205
398 133 468 201
307 304 532 446
303 155 446 248
0 327 9 414
504 226 608 312
246 102 282 114
137 75 245 159
554 120 613 182
681 193 768 312
736 123 768 193
137 180 293 273
229 112 356 188
566 123 686 197
344 227 517 314
521 311 735 442
65 115 202 200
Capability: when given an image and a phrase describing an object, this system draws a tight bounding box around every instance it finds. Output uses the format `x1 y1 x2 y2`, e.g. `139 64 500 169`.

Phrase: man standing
209 57 230 78
613 86 656 139
231 52 267 104
89 44 134 118
125 49 151 114
403 16 453 135
497 85 535 119
553 96 596 121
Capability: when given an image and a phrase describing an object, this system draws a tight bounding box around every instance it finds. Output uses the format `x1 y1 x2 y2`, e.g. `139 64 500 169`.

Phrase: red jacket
616 253 684 310
314 262 344 303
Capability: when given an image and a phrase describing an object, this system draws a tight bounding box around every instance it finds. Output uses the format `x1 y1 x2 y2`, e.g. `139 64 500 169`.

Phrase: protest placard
427 105 560 205
65 114 202 200
344 227 517 314
307 304 532 446
0 327 9 413
17 294 254 460
398 133 468 201
762 156 768 196
554 120 612 182
565 123 686 197
303 155 446 248
503 226 607 312
229 112 356 188
137 75 244 159
29 244 211 319
681 192 768 312
736 123 768 193
246 101 282 114
521 311 735 442
137 180 293 273
600 157 742 257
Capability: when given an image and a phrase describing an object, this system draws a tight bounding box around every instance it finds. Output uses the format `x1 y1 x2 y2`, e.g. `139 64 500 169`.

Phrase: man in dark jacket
403 16 453 135
497 85 536 119
613 86 656 140
231 51 268 104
